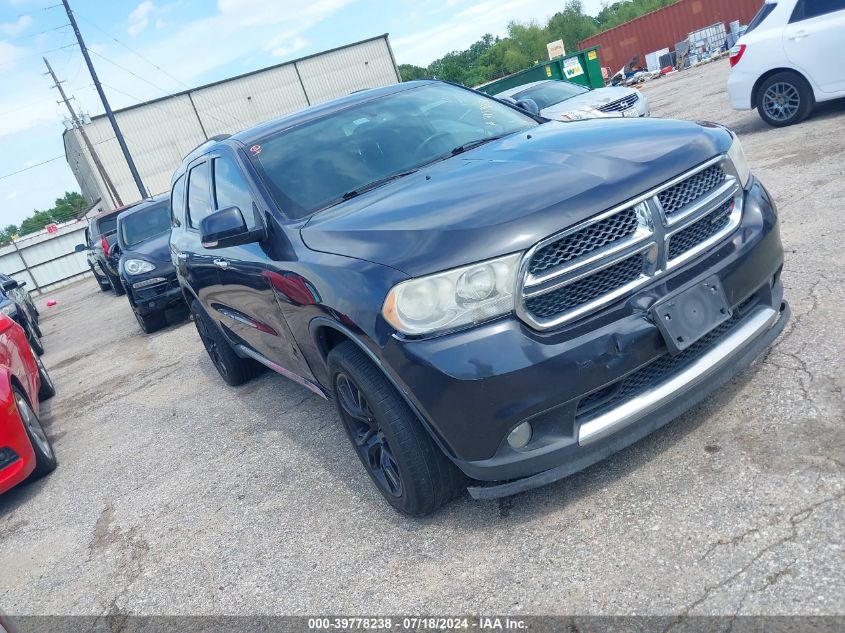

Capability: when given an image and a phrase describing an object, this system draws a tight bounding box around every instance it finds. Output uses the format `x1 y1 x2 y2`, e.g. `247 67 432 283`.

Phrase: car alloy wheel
335 371 403 498
762 82 800 123
194 313 228 378
15 391 53 460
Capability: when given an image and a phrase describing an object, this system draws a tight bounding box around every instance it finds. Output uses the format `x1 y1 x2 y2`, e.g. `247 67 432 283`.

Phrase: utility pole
62 0 147 200
44 57 122 208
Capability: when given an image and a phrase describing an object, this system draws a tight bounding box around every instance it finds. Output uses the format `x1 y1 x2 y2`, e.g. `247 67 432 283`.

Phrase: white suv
727 0 845 126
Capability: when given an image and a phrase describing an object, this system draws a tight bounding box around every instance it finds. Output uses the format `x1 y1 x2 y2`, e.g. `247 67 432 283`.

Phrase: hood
541 86 636 119
301 118 732 278
119 232 174 270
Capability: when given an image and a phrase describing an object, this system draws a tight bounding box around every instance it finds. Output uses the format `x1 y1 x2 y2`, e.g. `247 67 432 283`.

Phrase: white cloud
0 15 32 38
271 36 308 58
128 1 157 37
155 18 166 29
0 40 25 72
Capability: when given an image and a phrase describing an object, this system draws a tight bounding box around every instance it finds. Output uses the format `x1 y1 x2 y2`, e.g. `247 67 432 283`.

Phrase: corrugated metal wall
577 0 763 74
66 34 400 208
0 221 91 294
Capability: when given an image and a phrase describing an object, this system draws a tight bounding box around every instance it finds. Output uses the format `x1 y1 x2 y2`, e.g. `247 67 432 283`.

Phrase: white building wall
0 221 90 294
65 35 400 210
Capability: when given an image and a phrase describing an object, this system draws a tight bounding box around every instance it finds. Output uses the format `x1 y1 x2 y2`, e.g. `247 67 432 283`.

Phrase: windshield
120 202 171 247
511 81 589 110
247 83 537 218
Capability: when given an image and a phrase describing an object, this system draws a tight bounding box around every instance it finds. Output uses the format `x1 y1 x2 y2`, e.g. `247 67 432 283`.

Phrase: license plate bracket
622 106 639 118
651 275 732 355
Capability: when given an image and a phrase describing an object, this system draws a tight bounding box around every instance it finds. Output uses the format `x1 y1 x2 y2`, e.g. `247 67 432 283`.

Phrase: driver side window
213 155 257 228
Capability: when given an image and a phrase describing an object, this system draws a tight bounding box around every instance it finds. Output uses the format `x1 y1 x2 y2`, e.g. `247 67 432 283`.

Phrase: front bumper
382 179 786 495
126 275 184 315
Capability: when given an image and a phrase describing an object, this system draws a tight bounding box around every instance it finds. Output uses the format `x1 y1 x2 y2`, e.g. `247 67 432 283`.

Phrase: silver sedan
495 79 650 121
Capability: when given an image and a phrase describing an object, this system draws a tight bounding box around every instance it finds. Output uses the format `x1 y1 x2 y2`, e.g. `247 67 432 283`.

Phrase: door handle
788 31 809 40
213 259 229 270
176 252 188 262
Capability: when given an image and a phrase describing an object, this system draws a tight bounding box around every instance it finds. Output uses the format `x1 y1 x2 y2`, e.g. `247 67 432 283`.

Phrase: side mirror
1 279 18 292
17 281 26 288
74 243 87 253
200 206 264 249
515 98 540 116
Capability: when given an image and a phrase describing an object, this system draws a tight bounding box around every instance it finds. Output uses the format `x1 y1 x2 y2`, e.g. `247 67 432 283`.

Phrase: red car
0 314 56 494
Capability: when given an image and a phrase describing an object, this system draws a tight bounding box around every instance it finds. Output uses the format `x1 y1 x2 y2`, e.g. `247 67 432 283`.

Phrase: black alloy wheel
335 371 403 498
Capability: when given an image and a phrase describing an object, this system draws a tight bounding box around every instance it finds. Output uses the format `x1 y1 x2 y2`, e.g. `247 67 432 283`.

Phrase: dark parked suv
171 81 789 516
76 204 140 295
116 195 185 333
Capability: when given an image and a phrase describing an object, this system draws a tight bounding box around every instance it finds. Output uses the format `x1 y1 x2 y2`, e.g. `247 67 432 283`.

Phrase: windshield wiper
341 169 418 201
449 134 506 156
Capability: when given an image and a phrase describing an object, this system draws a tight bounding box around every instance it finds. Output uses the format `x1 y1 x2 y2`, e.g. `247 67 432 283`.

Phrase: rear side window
746 3 777 32
171 175 185 227
791 0 845 21
213 155 254 216
97 216 118 236
187 162 212 229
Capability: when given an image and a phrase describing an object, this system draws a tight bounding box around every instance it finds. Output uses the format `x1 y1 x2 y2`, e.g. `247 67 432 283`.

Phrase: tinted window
187 162 212 229
747 3 777 32
510 81 589 109
171 175 185 227
247 83 536 219
213 155 254 215
120 202 171 247
97 216 118 236
792 0 845 20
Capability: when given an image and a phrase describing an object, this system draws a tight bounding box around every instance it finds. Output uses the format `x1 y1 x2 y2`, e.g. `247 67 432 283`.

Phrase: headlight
727 134 752 188
124 259 156 275
382 253 521 335
0 304 14 316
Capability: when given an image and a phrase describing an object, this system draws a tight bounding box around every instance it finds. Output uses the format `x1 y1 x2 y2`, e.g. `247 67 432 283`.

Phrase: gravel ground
1 58 842 618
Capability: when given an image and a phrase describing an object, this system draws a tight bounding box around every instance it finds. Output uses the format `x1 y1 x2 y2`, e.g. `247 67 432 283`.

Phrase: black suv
116 195 185 333
76 205 139 295
171 81 789 516
0 276 43 355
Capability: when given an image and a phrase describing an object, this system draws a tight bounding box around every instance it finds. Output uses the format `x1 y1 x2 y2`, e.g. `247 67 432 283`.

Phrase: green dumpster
476 46 604 95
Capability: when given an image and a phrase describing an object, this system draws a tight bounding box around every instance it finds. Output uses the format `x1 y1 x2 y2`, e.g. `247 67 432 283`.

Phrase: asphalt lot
1 58 843 617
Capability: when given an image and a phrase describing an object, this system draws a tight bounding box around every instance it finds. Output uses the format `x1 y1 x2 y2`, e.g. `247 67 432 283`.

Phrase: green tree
0 224 17 245
51 191 87 223
398 64 430 81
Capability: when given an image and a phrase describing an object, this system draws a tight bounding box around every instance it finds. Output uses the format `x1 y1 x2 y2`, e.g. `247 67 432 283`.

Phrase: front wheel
25 322 44 356
190 300 262 386
14 387 56 479
34 353 56 401
327 341 465 516
135 309 167 334
757 71 813 127
107 272 125 296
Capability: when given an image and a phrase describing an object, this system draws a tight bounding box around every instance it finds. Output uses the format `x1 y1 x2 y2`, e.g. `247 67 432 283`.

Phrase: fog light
132 277 167 289
507 422 532 449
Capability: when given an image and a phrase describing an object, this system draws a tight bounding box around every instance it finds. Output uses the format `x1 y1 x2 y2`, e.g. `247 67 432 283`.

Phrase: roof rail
184 134 231 160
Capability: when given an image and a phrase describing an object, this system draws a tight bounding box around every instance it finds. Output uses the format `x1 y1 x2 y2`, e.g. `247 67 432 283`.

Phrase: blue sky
0 0 604 226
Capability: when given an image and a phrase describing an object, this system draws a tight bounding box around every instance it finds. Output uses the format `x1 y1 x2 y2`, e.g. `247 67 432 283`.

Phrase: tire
27 299 39 321
107 272 125 296
756 71 813 127
28 314 42 338
190 300 262 386
14 387 57 479
327 341 465 516
25 322 44 356
135 309 167 334
34 353 56 401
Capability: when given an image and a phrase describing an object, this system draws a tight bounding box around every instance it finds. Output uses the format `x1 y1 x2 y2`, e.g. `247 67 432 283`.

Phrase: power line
0 155 66 181
88 49 172 96
74 11 190 90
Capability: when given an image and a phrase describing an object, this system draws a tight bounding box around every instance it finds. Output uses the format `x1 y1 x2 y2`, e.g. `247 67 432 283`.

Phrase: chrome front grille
597 93 638 113
658 164 726 216
528 206 640 276
517 156 743 330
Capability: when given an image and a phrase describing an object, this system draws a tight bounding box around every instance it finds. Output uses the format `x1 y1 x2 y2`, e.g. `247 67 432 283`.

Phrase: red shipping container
577 0 763 74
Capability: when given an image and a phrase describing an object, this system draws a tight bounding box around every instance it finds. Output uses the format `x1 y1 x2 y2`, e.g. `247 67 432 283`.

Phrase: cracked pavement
0 59 842 616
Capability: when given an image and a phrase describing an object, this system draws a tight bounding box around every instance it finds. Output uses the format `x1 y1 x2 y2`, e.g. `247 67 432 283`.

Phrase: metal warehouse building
63 34 401 210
